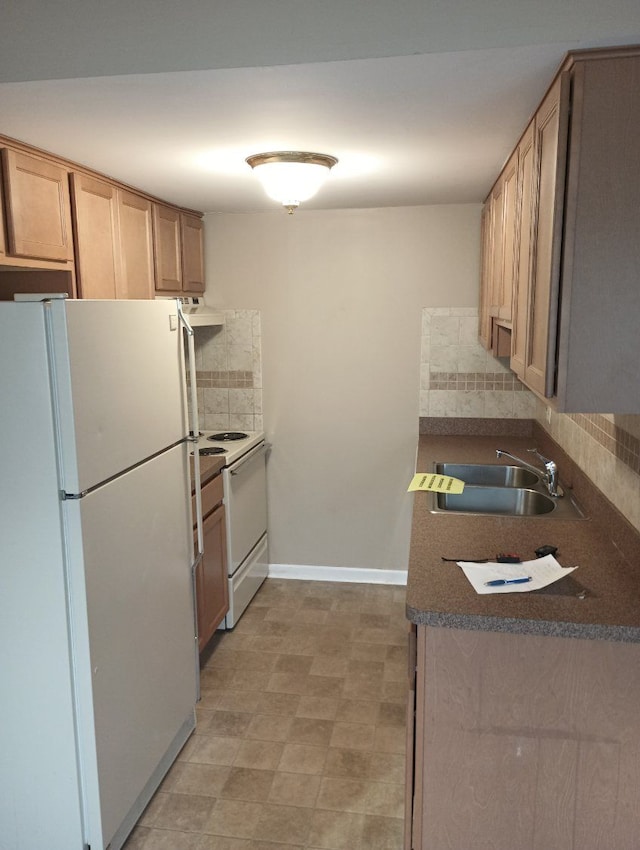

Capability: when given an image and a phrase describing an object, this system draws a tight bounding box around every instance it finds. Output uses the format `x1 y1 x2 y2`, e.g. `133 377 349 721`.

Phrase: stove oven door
224 442 268 577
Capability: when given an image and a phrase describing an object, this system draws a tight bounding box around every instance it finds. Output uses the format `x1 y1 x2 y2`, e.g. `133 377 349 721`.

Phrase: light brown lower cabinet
406 624 640 849
195 477 229 651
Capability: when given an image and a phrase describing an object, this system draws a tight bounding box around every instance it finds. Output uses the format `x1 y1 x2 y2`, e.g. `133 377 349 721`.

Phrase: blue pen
485 576 532 587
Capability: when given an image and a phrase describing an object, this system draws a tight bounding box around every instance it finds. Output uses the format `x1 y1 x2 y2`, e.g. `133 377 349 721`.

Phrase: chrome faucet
496 448 563 497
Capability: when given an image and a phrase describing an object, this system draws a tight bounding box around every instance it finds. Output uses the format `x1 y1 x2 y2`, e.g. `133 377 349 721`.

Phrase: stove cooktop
198 446 227 456
192 429 264 465
208 431 249 442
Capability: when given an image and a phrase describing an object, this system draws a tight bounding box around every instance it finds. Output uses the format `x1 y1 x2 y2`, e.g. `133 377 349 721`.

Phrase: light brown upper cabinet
487 180 504 326
510 121 535 380
483 47 640 412
509 74 570 397
153 203 182 292
180 213 205 294
1 148 74 263
72 174 157 300
495 148 518 324
479 147 518 353
0 134 204 301
153 204 205 295
478 203 493 349
0 166 6 258
553 53 640 412
71 173 122 299
118 191 155 299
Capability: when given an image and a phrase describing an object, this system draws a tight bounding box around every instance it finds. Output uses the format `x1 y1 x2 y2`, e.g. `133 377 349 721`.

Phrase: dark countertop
406 432 640 642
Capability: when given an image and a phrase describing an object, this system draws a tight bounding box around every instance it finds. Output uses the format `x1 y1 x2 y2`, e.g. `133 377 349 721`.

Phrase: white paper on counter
457 554 578 594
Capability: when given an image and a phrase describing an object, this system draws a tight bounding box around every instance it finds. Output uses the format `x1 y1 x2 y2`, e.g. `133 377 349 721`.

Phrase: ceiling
1 1 639 214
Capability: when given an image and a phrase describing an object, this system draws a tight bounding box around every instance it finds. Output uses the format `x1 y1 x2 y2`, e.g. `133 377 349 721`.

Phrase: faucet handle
527 447 553 466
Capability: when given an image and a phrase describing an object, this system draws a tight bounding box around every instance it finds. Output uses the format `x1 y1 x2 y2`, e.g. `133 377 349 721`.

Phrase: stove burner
208 432 248 442
198 446 227 456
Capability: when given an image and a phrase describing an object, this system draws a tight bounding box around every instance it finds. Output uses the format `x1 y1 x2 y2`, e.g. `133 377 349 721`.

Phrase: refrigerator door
64 443 197 848
47 298 189 494
0 303 86 850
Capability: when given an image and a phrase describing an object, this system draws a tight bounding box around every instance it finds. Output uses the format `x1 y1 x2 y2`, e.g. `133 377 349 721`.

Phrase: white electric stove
192 430 268 628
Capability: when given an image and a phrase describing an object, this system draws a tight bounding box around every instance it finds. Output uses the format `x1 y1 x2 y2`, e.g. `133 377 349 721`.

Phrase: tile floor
123 578 408 850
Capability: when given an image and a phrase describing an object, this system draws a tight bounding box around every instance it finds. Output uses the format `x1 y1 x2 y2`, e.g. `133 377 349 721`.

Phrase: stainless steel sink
435 462 540 488
430 463 586 519
434 486 556 516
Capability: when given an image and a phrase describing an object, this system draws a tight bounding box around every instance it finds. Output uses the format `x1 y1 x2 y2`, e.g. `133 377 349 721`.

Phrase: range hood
156 296 224 327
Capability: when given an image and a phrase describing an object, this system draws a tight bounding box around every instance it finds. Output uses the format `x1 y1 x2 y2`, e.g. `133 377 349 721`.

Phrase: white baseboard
268 564 407 586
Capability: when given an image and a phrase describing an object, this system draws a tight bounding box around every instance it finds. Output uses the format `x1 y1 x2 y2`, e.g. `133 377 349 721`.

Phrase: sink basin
435 462 540 488
434 486 554 516
431 485 586 519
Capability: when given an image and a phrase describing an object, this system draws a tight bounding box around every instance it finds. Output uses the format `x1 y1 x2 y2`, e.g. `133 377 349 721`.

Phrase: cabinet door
511 122 535 379
524 72 570 397
181 213 205 293
71 173 122 299
478 201 493 349
488 180 504 321
2 148 73 262
498 148 519 322
153 204 182 292
118 190 155 299
404 622 418 850
196 503 229 651
0 165 6 257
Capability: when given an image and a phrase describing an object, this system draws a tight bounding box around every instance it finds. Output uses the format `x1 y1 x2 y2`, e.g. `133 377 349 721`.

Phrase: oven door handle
229 441 269 475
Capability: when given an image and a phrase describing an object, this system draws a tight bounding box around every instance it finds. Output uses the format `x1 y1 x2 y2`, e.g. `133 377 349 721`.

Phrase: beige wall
203 205 481 571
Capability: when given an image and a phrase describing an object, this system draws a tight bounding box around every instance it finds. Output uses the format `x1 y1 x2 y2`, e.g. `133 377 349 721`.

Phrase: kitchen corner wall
193 310 263 432
202 204 482 575
419 307 536 418
536 405 640 532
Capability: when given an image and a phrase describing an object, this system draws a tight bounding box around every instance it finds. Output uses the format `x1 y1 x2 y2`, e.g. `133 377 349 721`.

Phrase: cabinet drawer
193 473 224 525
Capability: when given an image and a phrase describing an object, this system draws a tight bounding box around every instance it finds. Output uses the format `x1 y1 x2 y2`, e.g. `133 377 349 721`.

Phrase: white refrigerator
0 297 199 850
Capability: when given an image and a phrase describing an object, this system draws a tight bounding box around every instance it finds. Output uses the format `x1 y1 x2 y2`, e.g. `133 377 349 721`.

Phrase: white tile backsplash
430 345 458 372
536 403 640 532
226 343 253 371
194 310 263 431
430 315 461 346
203 387 229 414
419 307 536 418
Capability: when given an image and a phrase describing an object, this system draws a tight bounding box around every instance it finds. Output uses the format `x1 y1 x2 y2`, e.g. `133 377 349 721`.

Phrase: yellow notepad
407 473 465 494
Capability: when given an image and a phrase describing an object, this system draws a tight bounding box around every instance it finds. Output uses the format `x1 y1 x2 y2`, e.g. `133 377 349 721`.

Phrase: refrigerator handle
177 301 204 559
178 300 203 699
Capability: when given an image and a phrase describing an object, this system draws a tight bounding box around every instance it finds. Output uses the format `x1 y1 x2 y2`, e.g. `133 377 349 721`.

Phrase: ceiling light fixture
246 151 338 214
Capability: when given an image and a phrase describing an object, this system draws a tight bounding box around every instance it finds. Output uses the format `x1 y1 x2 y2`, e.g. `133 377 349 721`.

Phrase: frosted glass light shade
246 151 338 212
